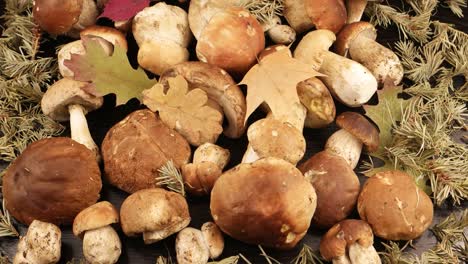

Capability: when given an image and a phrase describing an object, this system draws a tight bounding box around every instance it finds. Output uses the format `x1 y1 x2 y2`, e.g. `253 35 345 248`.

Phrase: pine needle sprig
156 161 186 196
443 0 467 17
258 245 281 264
430 209 468 246
379 241 419 264
0 199 19 238
238 0 284 24
208 256 241 264
291 244 325 264
155 256 174 264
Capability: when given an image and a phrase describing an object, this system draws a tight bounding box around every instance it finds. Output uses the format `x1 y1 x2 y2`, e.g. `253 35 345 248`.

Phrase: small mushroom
320 219 381 264
210 158 317 249
358 170 434 240
299 151 360 229
101 110 191 193
13 220 61 264
73 201 121 264
41 78 103 160
176 228 210 264
33 0 98 37
346 0 373 23
335 22 404 85
201 222 224 259
325 112 379 169
120 188 191 244
3 137 102 225
297 77 336 128
262 15 296 45
294 29 378 107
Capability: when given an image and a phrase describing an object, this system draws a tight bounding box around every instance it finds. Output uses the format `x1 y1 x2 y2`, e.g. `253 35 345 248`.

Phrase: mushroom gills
142 218 191 244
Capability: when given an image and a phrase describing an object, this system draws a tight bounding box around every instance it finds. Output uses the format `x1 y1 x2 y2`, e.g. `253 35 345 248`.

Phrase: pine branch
443 0 467 17
238 0 284 24
431 209 468 246
156 161 186 196
0 199 19 238
208 256 240 264
379 241 419 264
291 244 325 264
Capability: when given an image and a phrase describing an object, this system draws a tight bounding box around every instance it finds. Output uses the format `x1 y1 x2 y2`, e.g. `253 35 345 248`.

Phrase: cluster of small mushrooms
2 0 435 263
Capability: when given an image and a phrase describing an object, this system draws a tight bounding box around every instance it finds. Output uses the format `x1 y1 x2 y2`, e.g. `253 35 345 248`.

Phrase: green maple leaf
64 36 157 105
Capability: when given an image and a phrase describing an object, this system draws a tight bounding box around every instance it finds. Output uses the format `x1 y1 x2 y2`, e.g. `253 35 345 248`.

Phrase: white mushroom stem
267 24 296 45
348 243 381 264
325 129 362 169
346 0 368 24
69 104 100 161
142 218 191 244
83 226 122 264
333 255 352 264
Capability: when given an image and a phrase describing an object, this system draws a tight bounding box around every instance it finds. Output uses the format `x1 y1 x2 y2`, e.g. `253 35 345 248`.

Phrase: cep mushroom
41 78 103 160
210 158 317 249
120 188 191 244
294 29 378 107
335 22 404 85
73 201 121 264
346 0 373 23
3 137 102 225
261 15 297 45
101 110 191 193
13 220 61 264
201 222 224 259
320 219 381 264
33 0 98 37
299 151 360 229
182 143 230 196
358 170 434 240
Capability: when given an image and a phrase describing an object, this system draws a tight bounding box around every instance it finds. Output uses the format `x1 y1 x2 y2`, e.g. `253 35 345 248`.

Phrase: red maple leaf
99 0 150 21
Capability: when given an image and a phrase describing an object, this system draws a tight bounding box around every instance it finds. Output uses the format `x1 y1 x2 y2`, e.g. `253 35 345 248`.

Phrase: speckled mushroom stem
346 0 368 24
325 129 363 169
68 104 101 162
348 243 381 264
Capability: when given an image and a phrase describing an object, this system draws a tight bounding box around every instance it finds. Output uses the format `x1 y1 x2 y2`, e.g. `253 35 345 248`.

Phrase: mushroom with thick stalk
299 151 360 229
2 137 102 225
73 201 121 264
201 222 224 259
176 228 210 264
346 0 377 23
320 219 381 264
120 188 191 244
41 78 103 160
261 15 297 45
335 22 404 85
13 220 61 264
325 112 380 169
294 29 378 107
358 170 434 240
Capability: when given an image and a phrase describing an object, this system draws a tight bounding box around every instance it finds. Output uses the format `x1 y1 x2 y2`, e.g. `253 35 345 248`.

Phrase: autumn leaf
240 48 322 128
64 36 157 105
99 0 150 21
142 75 223 146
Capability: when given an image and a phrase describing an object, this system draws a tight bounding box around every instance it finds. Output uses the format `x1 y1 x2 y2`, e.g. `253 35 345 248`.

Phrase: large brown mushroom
101 109 191 193
3 137 102 225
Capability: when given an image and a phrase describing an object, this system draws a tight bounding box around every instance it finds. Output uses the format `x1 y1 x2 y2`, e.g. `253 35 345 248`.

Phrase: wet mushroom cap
3 137 102 225
336 111 380 152
305 0 347 33
33 0 83 35
210 157 317 249
73 201 119 237
335 22 377 57
358 170 434 240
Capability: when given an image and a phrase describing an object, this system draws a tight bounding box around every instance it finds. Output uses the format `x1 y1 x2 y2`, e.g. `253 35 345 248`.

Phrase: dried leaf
99 0 150 21
240 48 321 128
64 36 157 105
142 76 223 146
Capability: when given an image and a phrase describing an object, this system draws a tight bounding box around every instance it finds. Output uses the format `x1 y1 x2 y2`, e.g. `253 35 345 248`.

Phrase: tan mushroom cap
320 219 374 261
120 188 191 241
335 22 377 57
182 162 222 196
73 201 119 237
358 170 434 240
210 158 317 249
305 0 347 33
336 112 380 152
41 78 103 122
80 25 128 51
297 78 336 128
299 151 360 229
33 0 83 35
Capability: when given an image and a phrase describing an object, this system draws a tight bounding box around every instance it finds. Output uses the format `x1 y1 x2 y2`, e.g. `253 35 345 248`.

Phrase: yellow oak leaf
142 75 223 146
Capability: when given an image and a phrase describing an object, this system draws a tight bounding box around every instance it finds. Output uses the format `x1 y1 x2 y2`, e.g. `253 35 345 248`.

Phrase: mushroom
101 109 191 193
358 170 434 240
325 112 380 169
210 158 317 249
160 61 247 138
346 0 380 24
283 0 347 34
73 201 121 264
299 151 360 229
2 137 101 225
33 0 98 37
261 15 296 45
132 2 192 75
335 22 404 85
13 220 61 264
120 188 191 244
176 228 210 264
320 219 381 264
294 29 378 107
182 143 230 196
201 222 224 259
41 78 103 160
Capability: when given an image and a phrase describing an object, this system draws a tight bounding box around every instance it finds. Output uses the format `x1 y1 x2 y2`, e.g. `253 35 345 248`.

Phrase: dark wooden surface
1 1 467 263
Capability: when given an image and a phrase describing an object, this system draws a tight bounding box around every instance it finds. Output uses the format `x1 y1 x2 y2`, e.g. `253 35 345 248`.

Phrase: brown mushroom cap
182 162 222 196
358 170 434 240
299 151 360 229
305 0 347 33
335 22 377 57
336 111 379 152
41 78 103 122
73 201 119 238
33 0 83 35
210 158 317 249
3 137 102 225
297 77 336 128
102 109 191 193
80 25 128 51
320 219 374 261
120 188 190 239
